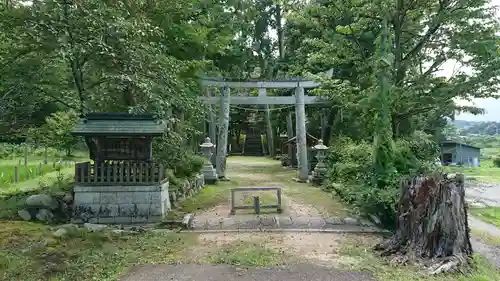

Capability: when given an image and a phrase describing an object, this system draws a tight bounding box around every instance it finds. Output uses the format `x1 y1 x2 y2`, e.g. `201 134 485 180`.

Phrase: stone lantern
200 137 218 184
311 139 329 185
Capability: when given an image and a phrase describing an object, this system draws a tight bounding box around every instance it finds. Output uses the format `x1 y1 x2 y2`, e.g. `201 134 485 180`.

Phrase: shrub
153 133 205 179
173 152 205 179
493 156 500 167
325 131 439 229
164 169 182 187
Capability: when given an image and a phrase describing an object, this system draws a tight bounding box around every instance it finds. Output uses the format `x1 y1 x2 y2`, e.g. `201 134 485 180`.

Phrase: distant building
439 140 481 166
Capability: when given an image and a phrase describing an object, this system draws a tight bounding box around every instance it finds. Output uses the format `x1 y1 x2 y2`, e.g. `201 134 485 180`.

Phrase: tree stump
374 173 472 275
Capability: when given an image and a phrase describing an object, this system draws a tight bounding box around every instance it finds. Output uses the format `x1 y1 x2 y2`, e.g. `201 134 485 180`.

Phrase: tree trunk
275 4 284 60
323 108 337 145
374 173 472 275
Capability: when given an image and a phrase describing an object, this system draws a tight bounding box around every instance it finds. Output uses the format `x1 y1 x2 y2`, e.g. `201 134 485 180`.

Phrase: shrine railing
75 161 165 185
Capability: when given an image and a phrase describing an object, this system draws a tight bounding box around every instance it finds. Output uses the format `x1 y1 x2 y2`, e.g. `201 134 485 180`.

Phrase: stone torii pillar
286 111 295 165
207 88 217 166
216 86 230 180
295 85 308 182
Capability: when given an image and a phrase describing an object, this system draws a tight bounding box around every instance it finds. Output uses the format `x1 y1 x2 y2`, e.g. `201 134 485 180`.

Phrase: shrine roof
72 112 165 136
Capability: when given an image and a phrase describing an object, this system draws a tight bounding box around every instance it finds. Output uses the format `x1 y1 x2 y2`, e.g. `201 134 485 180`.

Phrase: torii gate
200 77 330 182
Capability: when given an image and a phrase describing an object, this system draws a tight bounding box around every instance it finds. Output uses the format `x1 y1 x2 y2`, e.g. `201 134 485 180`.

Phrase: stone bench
230 186 282 215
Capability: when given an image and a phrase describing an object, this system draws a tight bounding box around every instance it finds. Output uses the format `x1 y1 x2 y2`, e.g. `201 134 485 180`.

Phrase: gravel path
465 180 500 268
470 238 500 267
466 180 500 207
469 216 500 237
119 264 378 281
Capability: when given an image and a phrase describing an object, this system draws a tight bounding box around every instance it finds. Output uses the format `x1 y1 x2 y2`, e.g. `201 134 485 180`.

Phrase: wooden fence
75 161 165 185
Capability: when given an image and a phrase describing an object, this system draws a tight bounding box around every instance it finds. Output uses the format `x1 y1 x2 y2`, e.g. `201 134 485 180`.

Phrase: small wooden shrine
71 113 170 224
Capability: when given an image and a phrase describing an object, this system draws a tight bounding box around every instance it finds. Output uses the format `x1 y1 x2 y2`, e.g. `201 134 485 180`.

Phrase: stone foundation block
73 181 170 224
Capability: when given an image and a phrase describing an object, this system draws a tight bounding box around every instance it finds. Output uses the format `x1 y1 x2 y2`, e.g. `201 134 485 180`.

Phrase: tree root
427 255 469 275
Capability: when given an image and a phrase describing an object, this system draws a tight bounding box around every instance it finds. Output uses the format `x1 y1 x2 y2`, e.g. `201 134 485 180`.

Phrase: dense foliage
0 0 235 177
0 0 498 216
326 132 439 228
287 0 499 226
493 156 500 168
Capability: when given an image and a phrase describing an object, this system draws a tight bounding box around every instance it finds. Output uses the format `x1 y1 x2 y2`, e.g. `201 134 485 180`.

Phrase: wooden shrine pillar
258 88 275 157
216 86 230 179
295 86 308 181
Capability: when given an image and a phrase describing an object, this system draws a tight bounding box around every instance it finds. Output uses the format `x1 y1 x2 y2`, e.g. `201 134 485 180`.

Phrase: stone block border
189 215 381 231
72 174 205 224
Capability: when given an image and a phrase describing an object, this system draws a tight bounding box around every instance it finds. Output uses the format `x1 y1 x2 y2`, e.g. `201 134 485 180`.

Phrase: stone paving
188 214 385 233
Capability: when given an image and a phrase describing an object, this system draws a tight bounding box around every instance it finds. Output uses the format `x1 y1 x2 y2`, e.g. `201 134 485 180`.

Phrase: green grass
0 164 68 186
0 161 75 221
470 207 500 227
471 229 500 246
165 181 236 220
338 235 500 281
230 157 350 217
481 148 499 159
209 240 290 267
166 157 350 219
0 167 74 196
0 170 75 220
280 176 351 217
0 221 196 281
444 159 500 183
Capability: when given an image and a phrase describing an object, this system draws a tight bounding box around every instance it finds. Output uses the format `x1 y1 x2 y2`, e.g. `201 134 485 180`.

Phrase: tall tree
284 0 500 140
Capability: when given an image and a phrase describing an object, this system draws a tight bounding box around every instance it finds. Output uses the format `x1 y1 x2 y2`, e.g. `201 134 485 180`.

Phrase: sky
453 0 499 121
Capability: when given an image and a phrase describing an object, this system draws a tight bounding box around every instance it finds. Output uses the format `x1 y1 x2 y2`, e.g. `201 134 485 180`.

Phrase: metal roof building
440 140 481 166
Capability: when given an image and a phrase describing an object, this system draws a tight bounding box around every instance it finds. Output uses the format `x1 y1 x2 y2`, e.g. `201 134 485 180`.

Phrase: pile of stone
18 193 73 223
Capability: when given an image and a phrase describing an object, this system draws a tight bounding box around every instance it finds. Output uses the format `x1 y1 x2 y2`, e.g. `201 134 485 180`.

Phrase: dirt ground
119 263 378 281
196 232 364 267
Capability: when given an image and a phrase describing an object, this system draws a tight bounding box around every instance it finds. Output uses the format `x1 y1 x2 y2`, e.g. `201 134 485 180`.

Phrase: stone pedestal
72 181 171 224
202 167 218 184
